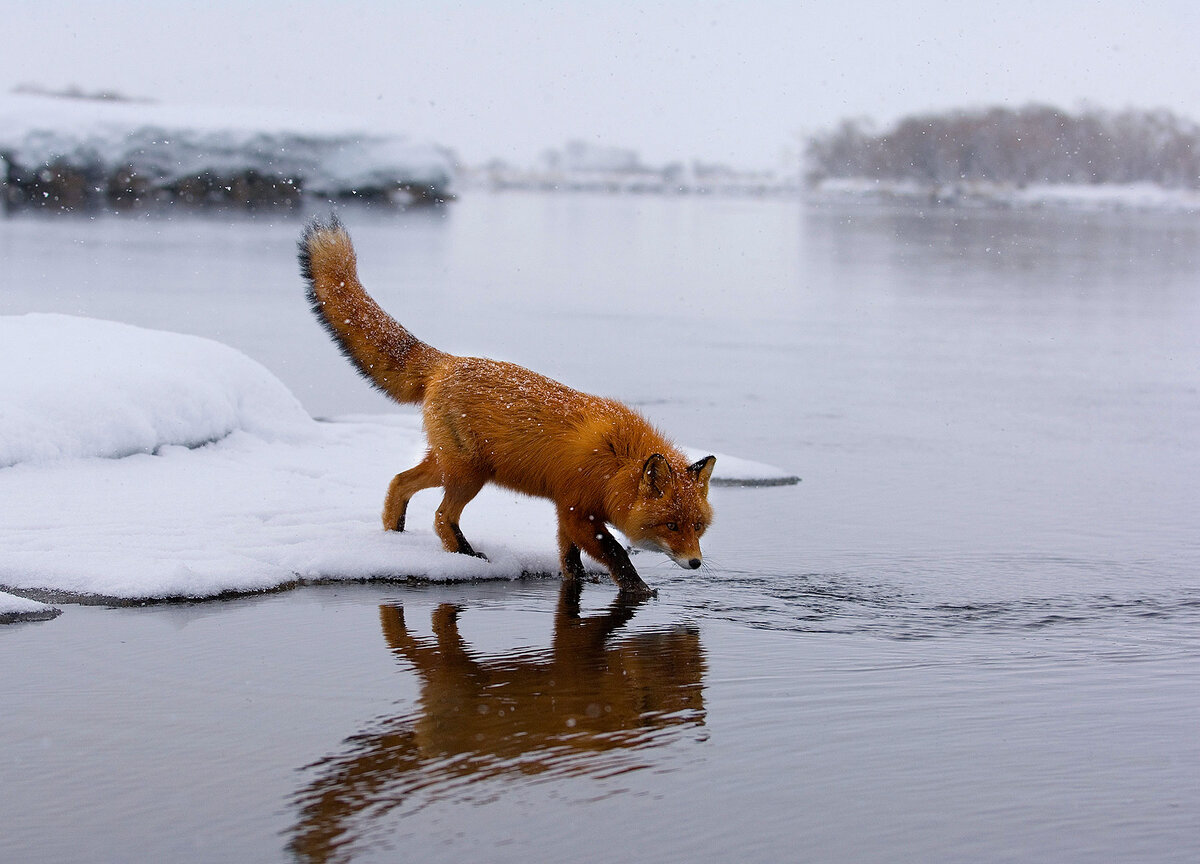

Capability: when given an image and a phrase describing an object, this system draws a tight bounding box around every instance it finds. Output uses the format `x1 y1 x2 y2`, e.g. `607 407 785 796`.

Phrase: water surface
2 195 1198 862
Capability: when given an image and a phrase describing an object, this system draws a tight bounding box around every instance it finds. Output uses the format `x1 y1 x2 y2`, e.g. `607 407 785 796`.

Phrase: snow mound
0 314 313 467
0 316 797 604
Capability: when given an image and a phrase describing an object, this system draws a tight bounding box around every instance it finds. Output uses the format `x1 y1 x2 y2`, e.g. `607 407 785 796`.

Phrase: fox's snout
633 536 704 571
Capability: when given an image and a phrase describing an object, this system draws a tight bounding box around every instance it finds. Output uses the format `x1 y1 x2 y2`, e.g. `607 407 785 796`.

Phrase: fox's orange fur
299 216 714 595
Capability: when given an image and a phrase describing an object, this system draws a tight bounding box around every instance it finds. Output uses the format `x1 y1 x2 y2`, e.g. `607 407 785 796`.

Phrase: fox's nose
687 558 702 569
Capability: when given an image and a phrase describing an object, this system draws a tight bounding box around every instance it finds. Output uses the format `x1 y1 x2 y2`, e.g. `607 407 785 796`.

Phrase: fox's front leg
557 507 655 597
557 523 588 583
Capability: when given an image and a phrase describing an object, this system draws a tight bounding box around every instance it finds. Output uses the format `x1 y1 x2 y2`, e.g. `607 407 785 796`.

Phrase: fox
298 216 714 596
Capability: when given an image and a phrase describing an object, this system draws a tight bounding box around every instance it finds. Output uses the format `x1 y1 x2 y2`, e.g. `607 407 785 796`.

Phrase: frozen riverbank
810 177 1200 213
0 92 455 210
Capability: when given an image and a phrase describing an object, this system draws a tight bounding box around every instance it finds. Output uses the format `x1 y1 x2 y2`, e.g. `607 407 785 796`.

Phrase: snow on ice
0 315 795 613
0 589 59 623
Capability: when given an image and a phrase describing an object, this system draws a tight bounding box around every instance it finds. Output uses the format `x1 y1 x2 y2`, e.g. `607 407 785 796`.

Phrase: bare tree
805 105 1200 189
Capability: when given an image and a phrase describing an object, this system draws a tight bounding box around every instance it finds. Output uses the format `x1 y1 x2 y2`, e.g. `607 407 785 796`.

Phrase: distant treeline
806 105 1200 189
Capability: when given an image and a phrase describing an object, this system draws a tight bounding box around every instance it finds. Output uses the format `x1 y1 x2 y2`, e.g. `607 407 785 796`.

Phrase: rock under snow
0 92 455 209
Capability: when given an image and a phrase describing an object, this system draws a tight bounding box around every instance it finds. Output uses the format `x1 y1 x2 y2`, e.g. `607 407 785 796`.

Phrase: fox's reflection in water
286 582 706 863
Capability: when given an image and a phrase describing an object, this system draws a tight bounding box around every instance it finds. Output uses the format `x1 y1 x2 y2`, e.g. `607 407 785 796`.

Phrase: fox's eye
694 522 705 533
666 522 678 531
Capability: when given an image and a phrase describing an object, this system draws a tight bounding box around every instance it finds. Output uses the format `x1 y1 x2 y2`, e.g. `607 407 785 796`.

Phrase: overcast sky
6 1 1199 170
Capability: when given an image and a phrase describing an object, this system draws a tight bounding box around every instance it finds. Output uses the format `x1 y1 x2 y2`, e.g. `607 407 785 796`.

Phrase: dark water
2 195 1199 862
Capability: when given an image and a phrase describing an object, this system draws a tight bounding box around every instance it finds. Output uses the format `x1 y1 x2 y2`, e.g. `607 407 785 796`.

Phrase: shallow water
3 195 1199 862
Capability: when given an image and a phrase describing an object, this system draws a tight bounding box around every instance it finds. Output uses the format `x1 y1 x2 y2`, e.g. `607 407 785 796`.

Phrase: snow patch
0 589 59 624
683 447 801 487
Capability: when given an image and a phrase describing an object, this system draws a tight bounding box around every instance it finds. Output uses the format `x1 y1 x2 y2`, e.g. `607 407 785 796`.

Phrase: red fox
299 216 714 596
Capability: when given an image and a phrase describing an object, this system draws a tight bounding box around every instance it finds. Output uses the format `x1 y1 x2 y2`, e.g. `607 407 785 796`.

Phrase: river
2 193 1198 862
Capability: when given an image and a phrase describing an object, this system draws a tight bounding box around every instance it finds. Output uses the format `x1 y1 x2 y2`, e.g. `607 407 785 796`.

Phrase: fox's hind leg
382 451 441 531
433 472 488 558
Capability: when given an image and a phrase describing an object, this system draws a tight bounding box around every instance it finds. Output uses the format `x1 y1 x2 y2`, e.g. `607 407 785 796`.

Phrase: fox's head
623 453 716 570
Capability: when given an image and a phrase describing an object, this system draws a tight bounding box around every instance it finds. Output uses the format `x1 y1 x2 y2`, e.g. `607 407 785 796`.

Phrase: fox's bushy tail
299 216 446 404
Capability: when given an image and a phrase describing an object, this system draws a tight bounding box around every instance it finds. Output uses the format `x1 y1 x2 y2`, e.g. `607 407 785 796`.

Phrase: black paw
618 580 657 600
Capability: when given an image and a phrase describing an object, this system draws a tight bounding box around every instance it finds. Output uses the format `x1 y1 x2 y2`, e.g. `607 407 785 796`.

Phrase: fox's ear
688 455 716 489
639 453 674 498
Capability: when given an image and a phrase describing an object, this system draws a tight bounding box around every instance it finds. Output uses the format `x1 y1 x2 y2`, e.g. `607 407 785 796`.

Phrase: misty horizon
3 2 1197 172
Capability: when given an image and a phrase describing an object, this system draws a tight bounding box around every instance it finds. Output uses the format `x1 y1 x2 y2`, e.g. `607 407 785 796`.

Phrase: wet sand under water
5 565 1199 864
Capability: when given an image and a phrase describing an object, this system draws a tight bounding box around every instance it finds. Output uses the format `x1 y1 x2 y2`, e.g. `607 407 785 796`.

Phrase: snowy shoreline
809 177 1200 213
0 92 455 210
0 315 798 618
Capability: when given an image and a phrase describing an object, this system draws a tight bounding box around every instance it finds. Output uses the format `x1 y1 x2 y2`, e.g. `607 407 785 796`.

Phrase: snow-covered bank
0 92 455 210
463 139 800 196
811 177 1200 213
0 315 796 608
